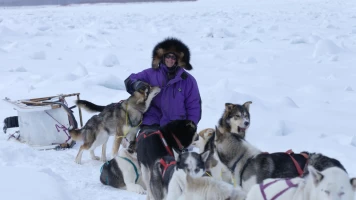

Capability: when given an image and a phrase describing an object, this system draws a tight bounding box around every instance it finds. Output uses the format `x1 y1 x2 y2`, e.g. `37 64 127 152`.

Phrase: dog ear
173 148 180 161
133 90 145 104
205 128 214 139
200 150 210 163
350 178 356 191
215 126 223 138
308 166 323 186
243 101 252 111
198 129 206 138
186 120 196 131
225 103 234 111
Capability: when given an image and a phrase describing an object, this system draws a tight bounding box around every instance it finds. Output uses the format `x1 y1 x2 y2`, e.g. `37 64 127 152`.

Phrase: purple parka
125 63 201 127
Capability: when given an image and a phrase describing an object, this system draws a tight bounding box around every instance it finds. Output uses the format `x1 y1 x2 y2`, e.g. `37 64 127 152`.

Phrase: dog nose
244 121 250 126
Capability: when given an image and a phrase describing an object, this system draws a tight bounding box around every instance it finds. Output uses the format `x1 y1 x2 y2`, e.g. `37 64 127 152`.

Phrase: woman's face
164 53 177 68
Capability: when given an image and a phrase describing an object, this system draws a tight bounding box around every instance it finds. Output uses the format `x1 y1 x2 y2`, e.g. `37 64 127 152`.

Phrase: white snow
100 53 120 67
1 0 356 199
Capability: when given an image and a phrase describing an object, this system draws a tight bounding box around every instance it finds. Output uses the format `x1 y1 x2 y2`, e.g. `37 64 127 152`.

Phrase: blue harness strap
118 156 140 184
100 161 110 185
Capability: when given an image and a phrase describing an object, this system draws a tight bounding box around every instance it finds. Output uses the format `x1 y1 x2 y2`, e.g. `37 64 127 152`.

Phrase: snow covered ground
1 0 356 199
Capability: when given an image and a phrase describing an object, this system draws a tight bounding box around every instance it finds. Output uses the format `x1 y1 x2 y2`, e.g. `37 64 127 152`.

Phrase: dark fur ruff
100 159 125 188
136 120 196 169
151 37 192 70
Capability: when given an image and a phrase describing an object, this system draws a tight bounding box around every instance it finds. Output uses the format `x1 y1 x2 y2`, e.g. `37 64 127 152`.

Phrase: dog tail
76 100 105 113
150 161 164 200
68 126 82 141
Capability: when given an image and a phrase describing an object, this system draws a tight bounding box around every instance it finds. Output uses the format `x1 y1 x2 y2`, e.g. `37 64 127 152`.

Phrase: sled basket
3 93 83 150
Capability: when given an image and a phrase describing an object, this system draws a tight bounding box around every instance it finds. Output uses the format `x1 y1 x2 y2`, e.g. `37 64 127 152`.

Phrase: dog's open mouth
238 126 247 132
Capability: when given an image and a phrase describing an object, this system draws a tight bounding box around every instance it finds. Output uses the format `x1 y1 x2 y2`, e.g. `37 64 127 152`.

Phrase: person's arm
124 69 151 94
184 77 202 125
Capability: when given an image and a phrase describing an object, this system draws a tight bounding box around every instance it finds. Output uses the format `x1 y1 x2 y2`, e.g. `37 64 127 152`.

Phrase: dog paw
100 157 107 162
91 156 100 160
127 184 146 195
75 159 82 164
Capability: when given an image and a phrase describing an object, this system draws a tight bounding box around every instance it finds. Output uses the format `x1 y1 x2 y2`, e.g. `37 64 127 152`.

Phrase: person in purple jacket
124 38 202 133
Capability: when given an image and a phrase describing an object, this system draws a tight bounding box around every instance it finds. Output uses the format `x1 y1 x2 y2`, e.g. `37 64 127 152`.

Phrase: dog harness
136 130 184 157
100 160 112 185
159 157 177 179
100 158 140 185
118 156 140 184
285 149 309 177
239 150 309 186
115 100 142 127
259 179 299 200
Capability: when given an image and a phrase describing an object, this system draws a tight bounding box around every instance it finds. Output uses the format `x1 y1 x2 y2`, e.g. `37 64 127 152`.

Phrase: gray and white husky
150 150 209 200
213 127 347 193
69 85 160 164
218 101 252 138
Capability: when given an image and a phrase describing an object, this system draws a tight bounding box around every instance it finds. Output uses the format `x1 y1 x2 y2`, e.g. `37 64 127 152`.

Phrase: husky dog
136 119 197 200
99 140 146 194
218 101 252 138
213 128 346 192
246 166 356 200
150 150 210 200
192 128 232 183
69 85 160 164
191 128 215 151
178 174 246 200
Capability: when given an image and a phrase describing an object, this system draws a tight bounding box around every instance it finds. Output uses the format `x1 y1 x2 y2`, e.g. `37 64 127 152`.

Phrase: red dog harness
159 158 176 178
136 130 174 156
285 149 309 177
136 129 185 179
262 149 309 177
136 130 184 157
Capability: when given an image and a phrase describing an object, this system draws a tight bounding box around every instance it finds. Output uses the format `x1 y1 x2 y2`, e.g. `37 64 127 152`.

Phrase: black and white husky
99 140 146 194
136 120 197 200
150 150 209 200
213 127 347 192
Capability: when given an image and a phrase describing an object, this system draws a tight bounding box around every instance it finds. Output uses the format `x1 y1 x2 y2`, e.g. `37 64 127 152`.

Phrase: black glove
132 81 149 92
124 77 149 94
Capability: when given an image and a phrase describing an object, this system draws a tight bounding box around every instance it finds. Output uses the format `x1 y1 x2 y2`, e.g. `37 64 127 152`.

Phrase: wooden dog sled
3 93 83 150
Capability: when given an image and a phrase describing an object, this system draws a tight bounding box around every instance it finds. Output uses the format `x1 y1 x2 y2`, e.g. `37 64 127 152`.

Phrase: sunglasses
165 54 177 60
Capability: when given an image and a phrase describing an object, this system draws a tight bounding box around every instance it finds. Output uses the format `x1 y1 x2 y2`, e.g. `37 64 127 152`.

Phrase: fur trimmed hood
151 37 193 70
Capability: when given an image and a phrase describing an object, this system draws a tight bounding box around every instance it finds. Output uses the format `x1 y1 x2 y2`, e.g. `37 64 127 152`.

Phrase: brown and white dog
192 128 232 183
